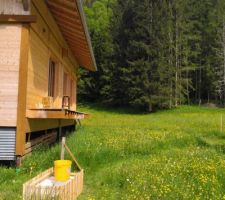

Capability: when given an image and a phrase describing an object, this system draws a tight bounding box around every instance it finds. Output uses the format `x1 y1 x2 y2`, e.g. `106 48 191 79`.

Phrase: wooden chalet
0 0 97 163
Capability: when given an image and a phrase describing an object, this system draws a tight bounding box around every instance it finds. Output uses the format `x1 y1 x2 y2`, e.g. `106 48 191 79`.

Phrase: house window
63 72 68 96
48 60 55 97
70 79 75 107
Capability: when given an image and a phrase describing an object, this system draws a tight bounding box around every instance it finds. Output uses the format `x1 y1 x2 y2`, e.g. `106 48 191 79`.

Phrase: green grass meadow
1 105 225 199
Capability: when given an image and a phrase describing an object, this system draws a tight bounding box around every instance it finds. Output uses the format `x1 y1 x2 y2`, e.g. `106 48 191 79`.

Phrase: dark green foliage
79 0 225 111
78 0 115 102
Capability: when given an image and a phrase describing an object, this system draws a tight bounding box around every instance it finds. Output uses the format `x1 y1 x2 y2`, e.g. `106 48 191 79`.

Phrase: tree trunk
198 66 202 106
223 20 225 105
187 70 190 105
148 102 153 112
168 7 173 109
175 11 178 107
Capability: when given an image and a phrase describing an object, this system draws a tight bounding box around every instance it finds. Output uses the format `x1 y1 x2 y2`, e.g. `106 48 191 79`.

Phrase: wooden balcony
26 108 89 120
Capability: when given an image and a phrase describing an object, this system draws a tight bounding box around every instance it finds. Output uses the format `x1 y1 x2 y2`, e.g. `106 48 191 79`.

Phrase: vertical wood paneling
27 29 49 109
0 25 21 126
27 2 78 112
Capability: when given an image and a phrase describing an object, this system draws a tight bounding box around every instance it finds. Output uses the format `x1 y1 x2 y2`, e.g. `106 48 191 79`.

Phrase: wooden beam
16 25 30 157
61 29 86 41
48 0 77 10
26 110 85 120
71 49 92 57
25 119 74 133
69 42 90 52
48 0 77 13
49 8 82 29
47 0 79 18
64 36 87 47
22 0 29 11
54 17 83 32
56 21 85 38
0 15 36 23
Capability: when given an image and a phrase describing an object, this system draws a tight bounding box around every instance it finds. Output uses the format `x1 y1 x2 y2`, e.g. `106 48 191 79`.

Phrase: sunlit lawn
1 105 225 199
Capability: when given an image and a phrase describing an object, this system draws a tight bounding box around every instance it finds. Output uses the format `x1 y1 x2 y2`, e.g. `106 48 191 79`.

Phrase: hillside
1 105 225 199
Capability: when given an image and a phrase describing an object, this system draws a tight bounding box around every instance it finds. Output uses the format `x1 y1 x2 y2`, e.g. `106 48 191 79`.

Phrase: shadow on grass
78 102 148 115
78 102 224 117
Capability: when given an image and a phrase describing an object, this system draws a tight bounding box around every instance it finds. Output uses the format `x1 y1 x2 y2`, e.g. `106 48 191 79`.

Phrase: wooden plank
60 28 86 41
49 11 81 30
50 11 82 30
69 44 90 54
23 168 53 187
47 1 79 19
25 119 60 132
0 15 36 23
65 143 82 171
25 131 57 149
26 110 82 119
23 167 83 200
48 0 78 12
71 50 92 59
55 20 85 37
24 132 57 154
16 25 29 157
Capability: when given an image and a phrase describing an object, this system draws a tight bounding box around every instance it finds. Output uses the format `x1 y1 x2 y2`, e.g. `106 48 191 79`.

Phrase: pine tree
80 0 225 109
212 0 225 105
78 0 115 102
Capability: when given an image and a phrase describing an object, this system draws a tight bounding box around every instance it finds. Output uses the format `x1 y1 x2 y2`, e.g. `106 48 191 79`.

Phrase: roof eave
75 0 97 72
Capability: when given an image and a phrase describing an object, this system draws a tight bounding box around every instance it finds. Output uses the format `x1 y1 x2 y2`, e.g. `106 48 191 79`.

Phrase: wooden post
58 119 62 140
60 137 82 171
60 137 66 160
16 24 29 160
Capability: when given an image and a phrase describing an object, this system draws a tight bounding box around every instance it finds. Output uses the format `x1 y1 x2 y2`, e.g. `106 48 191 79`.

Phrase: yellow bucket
54 160 72 181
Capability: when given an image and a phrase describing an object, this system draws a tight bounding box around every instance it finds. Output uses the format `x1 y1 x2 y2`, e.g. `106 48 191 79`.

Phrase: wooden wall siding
27 29 49 109
26 1 78 113
73 79 77 110
31 0 78 72
0 0 30 15
70 79 76 111
52 63 63 108
0 25 21 126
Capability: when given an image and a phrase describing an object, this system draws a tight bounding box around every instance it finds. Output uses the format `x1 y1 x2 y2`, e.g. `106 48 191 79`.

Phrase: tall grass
1 105 225 199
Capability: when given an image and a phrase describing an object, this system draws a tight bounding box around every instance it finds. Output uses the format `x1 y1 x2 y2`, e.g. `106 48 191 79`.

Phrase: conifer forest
80 0 225 111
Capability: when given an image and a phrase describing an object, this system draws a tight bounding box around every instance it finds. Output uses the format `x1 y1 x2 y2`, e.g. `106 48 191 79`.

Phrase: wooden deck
26 108 89 120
